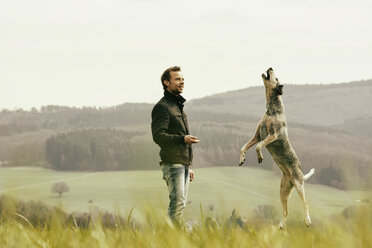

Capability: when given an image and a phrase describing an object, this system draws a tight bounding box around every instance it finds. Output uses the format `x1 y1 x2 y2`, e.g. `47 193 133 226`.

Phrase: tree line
45 128 159 171
0 104 152 136
0 123 369 189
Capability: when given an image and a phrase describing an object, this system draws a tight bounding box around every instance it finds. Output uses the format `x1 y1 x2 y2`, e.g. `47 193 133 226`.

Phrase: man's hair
161 66 181 90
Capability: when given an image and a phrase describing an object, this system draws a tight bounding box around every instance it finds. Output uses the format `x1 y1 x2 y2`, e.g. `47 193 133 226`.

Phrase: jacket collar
163 90 186 105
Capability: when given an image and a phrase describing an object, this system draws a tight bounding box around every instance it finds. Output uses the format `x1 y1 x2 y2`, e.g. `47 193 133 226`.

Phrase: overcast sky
1 0 371 110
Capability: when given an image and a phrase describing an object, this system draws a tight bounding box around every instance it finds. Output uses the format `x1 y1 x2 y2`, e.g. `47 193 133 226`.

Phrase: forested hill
1 79 371 131
188 79 372 126
0 80 371 189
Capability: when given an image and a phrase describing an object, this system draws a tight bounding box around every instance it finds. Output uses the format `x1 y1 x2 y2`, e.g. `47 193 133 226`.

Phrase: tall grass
1 195 371 248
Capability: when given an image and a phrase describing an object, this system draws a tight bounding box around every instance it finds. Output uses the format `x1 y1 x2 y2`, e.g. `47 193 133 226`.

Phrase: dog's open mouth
262 68 273 80
262 72 270 80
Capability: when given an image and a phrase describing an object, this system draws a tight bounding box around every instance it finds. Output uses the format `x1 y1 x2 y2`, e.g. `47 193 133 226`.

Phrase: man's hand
189 169 195 182
184 135 200 145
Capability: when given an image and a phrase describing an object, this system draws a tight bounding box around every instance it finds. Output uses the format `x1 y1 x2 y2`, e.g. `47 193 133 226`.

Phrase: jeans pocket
162 164 183 183
162 165 169 181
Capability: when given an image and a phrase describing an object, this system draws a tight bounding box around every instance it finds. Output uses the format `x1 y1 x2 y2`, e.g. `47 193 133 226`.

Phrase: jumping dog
239 68 315 228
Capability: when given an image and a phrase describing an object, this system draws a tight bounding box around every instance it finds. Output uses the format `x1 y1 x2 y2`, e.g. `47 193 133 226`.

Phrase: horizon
2 78 370 111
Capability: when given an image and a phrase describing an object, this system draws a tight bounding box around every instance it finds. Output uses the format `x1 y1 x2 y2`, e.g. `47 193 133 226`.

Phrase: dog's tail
303 168 315 180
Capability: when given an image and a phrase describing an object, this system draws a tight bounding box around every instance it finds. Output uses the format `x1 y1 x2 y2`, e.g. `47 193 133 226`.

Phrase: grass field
0 166 365 223
1 166 371 248
1 205 371 248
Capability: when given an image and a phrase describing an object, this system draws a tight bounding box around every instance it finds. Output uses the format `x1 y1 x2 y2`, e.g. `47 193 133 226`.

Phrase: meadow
1 166 371 247
0 166 361 219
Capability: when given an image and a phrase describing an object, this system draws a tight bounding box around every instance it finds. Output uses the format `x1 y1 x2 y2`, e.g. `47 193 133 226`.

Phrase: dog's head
262 67 283 95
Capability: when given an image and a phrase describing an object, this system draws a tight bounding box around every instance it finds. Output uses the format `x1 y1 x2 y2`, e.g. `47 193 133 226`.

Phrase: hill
188 80 372 126
0 80 371 189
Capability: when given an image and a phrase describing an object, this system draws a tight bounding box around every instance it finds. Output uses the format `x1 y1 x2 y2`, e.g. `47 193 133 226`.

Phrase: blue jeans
162 163 190 224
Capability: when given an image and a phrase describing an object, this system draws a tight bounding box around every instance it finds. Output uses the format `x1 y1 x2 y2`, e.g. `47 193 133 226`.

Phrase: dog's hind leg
279 175 294 229
239 121 262 166
293 172 311 227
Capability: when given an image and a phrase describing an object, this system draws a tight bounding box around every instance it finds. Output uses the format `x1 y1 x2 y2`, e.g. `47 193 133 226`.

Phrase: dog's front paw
258 156 263 164
239 152 246 166
256 148 263 164
239 159 245 166
239 158 245 166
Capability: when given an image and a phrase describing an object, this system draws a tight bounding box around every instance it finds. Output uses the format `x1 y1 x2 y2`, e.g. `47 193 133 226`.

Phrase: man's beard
170 88 181 96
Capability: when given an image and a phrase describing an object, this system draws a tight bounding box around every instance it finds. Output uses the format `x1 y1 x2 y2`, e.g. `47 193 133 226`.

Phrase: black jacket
151 90 193 165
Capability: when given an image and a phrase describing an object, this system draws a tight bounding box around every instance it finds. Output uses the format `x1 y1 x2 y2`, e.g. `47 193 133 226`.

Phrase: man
151 66 200 225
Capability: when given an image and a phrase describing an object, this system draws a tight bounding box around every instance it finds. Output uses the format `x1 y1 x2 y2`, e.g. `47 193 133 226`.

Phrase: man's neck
164 90 186 104
166 89 179 97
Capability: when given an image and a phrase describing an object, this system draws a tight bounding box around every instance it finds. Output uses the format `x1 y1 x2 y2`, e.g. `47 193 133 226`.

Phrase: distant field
0 166 365 223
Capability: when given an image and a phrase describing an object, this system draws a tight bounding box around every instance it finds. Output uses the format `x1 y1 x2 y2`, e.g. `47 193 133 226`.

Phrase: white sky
1 0 371 110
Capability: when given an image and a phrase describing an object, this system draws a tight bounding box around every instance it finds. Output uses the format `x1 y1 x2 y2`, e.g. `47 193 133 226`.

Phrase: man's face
165 71 184 95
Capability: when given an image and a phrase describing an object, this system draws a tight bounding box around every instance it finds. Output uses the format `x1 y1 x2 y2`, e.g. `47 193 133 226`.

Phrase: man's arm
151 104 185 147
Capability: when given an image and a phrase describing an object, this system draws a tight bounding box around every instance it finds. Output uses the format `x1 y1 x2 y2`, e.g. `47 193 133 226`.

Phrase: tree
317 166 345 189
51 182 70 197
